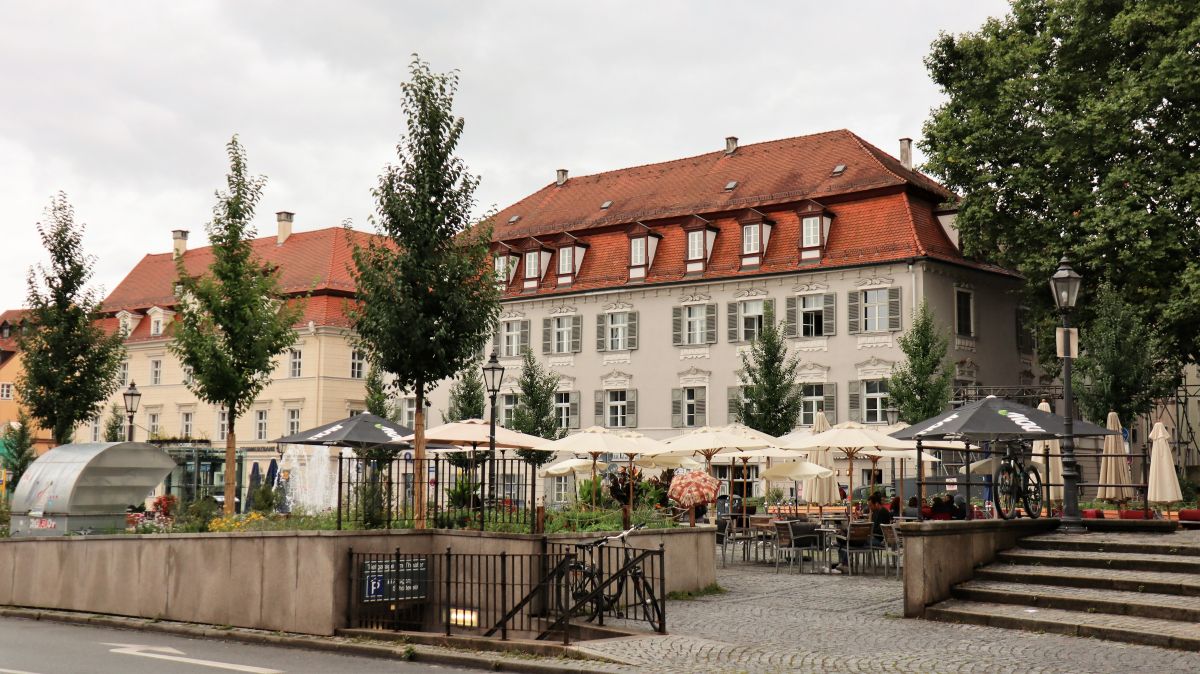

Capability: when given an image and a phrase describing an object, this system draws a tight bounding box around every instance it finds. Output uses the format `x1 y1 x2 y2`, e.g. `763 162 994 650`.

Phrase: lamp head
885 405 900 426
482 350 504 396
123 381 142 416
1050 256 1082 311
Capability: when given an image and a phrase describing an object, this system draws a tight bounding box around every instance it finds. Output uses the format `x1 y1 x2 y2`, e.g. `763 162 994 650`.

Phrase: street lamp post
481 351 505 530
122 382 142 442
1050 256 1083 530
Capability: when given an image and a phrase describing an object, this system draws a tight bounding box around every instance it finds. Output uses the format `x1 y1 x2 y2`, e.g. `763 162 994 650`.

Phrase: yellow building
0 311 55 457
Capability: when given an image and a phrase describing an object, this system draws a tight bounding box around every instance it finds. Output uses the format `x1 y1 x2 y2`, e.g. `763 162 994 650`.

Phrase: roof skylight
724 181 738 191
600 200 612 209
507 215 521 224
831 164 846 176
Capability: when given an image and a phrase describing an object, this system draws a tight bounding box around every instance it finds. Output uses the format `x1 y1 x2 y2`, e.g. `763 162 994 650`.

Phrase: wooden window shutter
695 387 707 426
571 315 582 353
888 287 902 332
823 293 837 336
541 318 552 354
569 391 580 429
594 390 605 426
626 389 638 428
672 307 682 345
848 380 861 423
671 389 683 428
705 304 718 344
784 297 797 337
847 291 861 334
823 382 837 424
727 302 740 343
728 386 742 420
595 314 607 352
519 320 530 352
627 312 639 350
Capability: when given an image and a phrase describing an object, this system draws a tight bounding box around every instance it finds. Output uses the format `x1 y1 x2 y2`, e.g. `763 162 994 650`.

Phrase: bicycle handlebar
577 523 645 550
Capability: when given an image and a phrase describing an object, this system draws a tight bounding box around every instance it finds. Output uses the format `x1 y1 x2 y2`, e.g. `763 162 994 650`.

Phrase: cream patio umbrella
1148 422 1182 513
783 424 910 519
402 418 545 449
533 427 668 510
762 460 835 481
1030 401 1065 505
794 412 839 514
1097 412 1136 504
634 454 702 470
539 457 608 476
662 426 771 521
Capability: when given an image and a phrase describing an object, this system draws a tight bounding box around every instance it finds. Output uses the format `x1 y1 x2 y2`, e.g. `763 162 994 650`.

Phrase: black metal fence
336 453 539 531
347 542 666 642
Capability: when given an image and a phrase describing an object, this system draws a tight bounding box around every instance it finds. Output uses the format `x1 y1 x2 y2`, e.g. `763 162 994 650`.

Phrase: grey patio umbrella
273 413 414 451
892 396 1116 441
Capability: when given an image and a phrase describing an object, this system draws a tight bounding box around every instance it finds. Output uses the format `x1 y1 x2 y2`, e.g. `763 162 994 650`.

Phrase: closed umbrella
801 412 839 511
1030 401 1064 504
1148 422 1182 508
1097 411 1135 503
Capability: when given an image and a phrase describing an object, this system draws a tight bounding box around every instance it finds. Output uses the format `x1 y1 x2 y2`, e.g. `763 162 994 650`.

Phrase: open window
492 243 519 287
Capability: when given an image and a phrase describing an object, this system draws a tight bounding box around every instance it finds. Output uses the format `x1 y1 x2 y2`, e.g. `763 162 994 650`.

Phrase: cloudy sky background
0 0 1010 311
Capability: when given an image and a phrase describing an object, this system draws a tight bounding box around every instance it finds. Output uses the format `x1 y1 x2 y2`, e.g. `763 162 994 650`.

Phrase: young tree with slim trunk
363 361 395 421
1 410 37 494
349 57 500 527
170 137 302 514
510 349 564 467
733 304 803 437
16 193 125 446
103 404 125 442
441 365 485 424
888 300 953 424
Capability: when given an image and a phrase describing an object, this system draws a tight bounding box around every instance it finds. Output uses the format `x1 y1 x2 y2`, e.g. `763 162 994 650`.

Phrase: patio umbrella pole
847 451 855 520
916 440 924 521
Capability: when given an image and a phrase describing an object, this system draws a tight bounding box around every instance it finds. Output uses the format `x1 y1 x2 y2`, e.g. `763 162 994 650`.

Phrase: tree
103 404 125 442
363 361 394 420
1073 283 1177 424
1 411 37 494
170 137 302 514
348 57 500 526
16 193 125 445
888 301 953 424
441 364 485 423
921 0 1200 368
510 349 563 468
733 304 803 436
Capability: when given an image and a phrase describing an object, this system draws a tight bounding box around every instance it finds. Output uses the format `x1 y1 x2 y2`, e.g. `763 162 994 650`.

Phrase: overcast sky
0 0 1010 311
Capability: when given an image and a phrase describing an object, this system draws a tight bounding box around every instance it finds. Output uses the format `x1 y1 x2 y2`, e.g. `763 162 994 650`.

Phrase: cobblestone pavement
575 552 1200 673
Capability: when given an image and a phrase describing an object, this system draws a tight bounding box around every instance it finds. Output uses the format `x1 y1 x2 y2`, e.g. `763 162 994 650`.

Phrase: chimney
899 138 913 170
555 169 568 186
725 136 738 155
171 229 189 259
276 211 294 245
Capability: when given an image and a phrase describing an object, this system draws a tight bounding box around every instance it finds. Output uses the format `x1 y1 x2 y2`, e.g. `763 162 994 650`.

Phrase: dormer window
630 237 646 266
742 225 759 255
552 234 587 287
797 201 832 262
557 247 573 275
802 217 821 248
519 239 553 291
625 223 660 282
1 325 8 339
524 251 539 280
151 319 162 336
738 209 773 269
494 255 508 281
681 216 717 274
687 231 704 261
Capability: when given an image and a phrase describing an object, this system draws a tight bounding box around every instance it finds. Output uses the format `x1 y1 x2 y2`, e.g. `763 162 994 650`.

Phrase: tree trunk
225 411 237 515
413 382 427 529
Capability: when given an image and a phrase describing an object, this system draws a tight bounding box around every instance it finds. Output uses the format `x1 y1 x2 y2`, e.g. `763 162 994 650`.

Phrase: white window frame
524 250 539 279
800 384 824 426
255 409 268 441
800 294 824 337
555 392 571 430
350 349 366 379
802 216 821 249
742 224 760 255
630 237 646 267
607 312 629 351
864 380 889 424
494 255 509 282
552 475 570 503
289 349 302 378
686 230 704 261
150 359 162 386
557 247 573 275
217 409 229 441
0 382 11 400
552 316 572 354
685 305 706 345
400 397 417 428
148 412 160 438
120 361 129 386
501 320 522 357
151 318 162 336
683 387 702 427
499 393 518 428
91 417 101 442
955 289 975 337
862 289 888 333
607 390 628 428
181 411 193 438
286 408 301 436
740 299 764 341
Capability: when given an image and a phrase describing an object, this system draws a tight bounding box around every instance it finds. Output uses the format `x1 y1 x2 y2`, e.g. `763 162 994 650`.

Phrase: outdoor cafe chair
880 523 903 579
786 521 823 574
835 521 876 576
717 517 754 567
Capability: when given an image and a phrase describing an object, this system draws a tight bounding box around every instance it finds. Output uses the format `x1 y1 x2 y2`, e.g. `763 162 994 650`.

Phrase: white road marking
103 643 284 673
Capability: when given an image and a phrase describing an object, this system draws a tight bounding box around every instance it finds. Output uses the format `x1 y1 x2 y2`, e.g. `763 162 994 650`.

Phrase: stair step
1022 533 1200 557
952 580 1200 623
977 563 1200 597
997 547 1200 574
927 599 1200 652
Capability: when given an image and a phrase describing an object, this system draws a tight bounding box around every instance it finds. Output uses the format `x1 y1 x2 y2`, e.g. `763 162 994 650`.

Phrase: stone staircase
926 531 1200 651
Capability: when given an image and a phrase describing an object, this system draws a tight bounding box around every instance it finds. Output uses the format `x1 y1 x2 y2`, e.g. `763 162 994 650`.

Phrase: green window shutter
519 320 530 352
763 298 775 325
594 390 605 427
727 302 740 343
823 382 837 424
888 287 902 332
671 389 683 428
571 315 582 353
705 304 718 344
848 380 861 423
727 386 742 420
542 318 552 354
627 312 639 350
784 297 797 337
695 387 707 426
672 307 682 345
492 327 500 354
847 291 860 334
596 314 607 352
626 389 638 428
823 293 837 336
569 391 580 429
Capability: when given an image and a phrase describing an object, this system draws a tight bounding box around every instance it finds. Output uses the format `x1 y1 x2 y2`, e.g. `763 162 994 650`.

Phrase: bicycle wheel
557 560 599 619
1022 464 1043 520
994 463 1020 520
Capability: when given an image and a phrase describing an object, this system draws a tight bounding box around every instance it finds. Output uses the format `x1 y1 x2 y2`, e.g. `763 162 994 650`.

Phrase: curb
0 606 624 674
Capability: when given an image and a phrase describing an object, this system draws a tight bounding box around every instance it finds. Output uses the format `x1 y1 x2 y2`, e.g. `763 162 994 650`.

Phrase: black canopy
273 413 413 449
891 396 1117 442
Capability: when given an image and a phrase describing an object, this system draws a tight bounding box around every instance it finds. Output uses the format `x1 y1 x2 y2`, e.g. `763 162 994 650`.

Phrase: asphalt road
0 617 480 674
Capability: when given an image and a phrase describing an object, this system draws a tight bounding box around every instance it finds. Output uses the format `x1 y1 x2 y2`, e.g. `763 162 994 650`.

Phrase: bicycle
555 523 662 626
993 444 1043 520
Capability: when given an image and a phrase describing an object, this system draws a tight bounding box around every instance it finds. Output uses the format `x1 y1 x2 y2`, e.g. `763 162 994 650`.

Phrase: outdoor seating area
716 507 902 578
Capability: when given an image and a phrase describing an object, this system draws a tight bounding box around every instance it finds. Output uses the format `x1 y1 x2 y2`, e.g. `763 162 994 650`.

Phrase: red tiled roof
0 309 28 353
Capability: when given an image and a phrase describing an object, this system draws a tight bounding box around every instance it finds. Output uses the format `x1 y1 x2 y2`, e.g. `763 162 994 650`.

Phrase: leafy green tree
733 304 803 436
348 57 500 525
510 349 562 467
1073 283 1177 424
170 137 303 515
1 410 38 494
16 193 125 445
103 404 125 442
363 361 395 420
441 364 485 423
888 301 953 424
921 0 1200 368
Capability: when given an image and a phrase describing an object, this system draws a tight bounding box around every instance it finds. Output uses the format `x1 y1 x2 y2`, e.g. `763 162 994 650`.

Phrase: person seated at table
889 495 901 516
952 495 968 520
828 493 891 574
930 495 952 520
903 496 921 519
